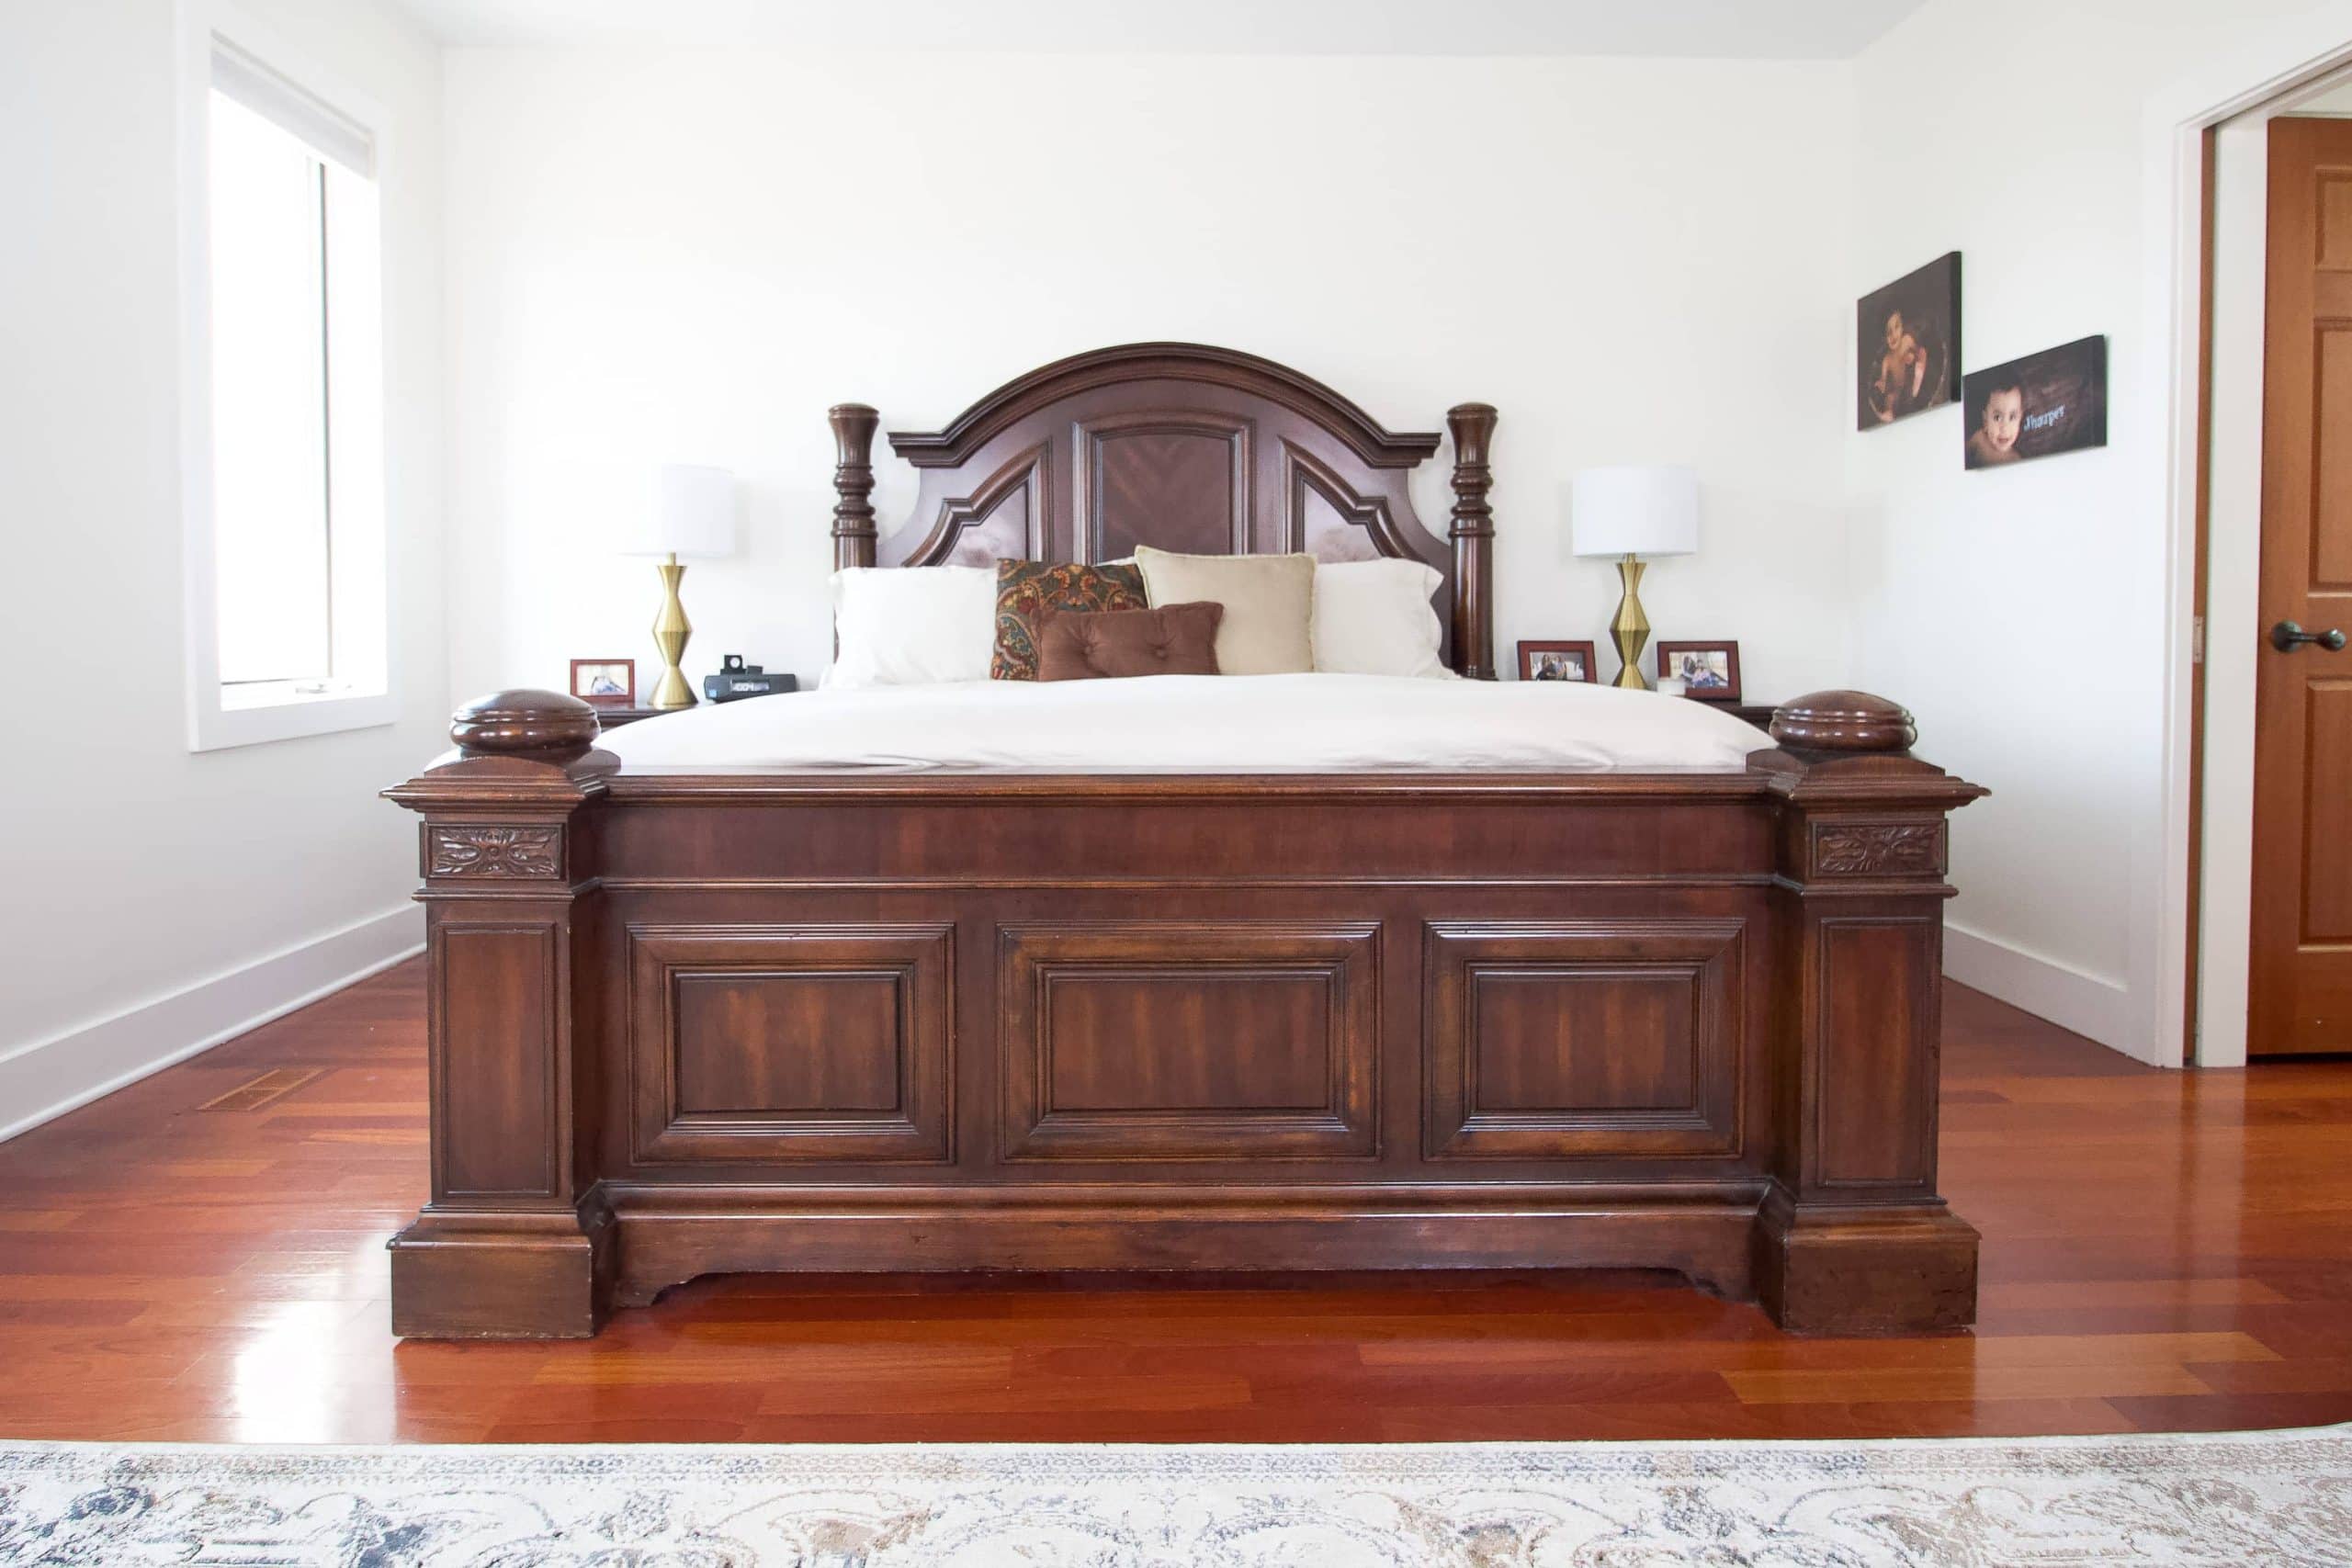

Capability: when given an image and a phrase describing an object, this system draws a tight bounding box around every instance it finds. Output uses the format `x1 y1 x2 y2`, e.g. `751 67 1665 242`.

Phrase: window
182 18 392 750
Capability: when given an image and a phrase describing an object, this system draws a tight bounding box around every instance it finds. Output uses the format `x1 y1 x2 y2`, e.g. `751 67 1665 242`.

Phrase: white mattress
598 674 1767 773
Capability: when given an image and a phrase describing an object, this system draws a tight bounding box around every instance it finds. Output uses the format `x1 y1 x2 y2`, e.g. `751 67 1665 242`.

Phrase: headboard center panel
1079 409 1251 562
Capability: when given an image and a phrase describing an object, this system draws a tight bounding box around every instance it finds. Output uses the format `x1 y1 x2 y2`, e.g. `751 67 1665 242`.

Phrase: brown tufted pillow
993 560 1149 681
1035 602 1224 681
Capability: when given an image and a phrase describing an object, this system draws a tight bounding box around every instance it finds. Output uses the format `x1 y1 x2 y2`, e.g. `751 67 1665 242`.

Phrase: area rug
3 1427 2348 1565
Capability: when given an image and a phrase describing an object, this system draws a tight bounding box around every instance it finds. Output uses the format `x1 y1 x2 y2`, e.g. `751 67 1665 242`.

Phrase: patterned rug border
7 1425 2349 1564
4 1421 2346 1483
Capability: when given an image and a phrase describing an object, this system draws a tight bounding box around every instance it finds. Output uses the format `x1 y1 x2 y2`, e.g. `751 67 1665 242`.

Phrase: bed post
1445 402 1497 679
379 691 616 1338
1749 691 1986 1334
831 402 880 570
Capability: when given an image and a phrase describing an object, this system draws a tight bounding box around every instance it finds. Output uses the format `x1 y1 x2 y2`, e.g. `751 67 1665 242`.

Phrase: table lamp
625 464 738 709
1570 465 1699 690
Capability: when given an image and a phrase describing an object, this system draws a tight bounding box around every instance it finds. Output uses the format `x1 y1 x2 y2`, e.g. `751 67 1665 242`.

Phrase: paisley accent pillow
992 559 1148 681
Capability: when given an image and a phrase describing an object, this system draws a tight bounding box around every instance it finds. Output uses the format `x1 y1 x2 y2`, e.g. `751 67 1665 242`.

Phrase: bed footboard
383 689 1982 1339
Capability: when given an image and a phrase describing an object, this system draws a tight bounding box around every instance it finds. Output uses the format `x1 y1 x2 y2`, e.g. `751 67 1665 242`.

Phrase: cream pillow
1311 558 1448 678
825 565 996 687
1133 546 1315 675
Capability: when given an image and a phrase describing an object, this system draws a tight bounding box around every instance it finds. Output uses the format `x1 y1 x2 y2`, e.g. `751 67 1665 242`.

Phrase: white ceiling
392 0 1928 58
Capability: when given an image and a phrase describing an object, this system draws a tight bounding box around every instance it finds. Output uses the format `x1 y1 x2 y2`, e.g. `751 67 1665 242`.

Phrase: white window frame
177 0 399 750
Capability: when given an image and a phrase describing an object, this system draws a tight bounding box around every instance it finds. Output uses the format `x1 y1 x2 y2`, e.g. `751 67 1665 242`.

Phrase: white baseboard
1943 920 2148 1063
0 904 424 1144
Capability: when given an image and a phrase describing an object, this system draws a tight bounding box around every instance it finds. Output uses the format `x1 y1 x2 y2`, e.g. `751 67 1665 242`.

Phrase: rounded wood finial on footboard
1769 690 1917 753
449 689 603 760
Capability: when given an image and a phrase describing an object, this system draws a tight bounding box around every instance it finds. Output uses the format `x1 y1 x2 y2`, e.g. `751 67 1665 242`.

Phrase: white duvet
599 674 1768 773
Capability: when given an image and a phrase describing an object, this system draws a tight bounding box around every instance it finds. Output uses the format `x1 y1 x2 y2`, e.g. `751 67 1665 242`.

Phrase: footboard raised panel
433 921 563 1201
627 924 956 1165
1422 919 1746 1161
998 921 1380 1161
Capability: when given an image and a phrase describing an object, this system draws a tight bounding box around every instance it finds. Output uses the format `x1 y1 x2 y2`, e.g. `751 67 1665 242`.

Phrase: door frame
2150 12 2352 1068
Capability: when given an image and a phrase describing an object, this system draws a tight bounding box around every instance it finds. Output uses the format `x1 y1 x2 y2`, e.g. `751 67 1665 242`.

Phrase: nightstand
591 706 672 729
1729 703 1777 732
594 687 800 730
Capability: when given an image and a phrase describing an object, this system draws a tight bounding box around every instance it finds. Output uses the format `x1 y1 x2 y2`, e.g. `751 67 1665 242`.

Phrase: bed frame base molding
594 1185 1765 1314
390 1203 614 1340
1752 1190 1979 1337
386 1181 1976 1340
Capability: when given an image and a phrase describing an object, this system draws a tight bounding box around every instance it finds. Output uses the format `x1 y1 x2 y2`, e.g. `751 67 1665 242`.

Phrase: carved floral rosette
1809 820 1947 878
427 825 563 879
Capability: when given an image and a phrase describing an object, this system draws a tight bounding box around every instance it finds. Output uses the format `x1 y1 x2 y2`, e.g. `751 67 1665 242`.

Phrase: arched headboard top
830 343 1498 677
884 343 1443 470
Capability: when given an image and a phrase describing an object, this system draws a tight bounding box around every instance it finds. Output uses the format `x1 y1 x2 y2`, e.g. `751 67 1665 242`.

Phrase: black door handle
2272 620 2348 652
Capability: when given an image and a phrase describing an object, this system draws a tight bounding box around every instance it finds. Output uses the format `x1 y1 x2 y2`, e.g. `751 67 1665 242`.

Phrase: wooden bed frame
386 344 1985 1339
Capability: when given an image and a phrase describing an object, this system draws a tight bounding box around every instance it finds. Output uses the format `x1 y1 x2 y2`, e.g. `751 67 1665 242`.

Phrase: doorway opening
2185 55 2352 1066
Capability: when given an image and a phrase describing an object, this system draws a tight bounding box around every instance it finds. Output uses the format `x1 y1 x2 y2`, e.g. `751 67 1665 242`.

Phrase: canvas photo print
1962 335 2108 469
1857 252 1962 429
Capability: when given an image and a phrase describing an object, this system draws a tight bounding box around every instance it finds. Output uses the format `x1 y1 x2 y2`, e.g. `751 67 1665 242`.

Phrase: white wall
0 0 444 1136
15 5 2339 1117
442 51 1859 705
1843 0 2352 1061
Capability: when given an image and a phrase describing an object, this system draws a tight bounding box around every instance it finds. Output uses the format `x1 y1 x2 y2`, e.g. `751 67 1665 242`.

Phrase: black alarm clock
703 654 798 704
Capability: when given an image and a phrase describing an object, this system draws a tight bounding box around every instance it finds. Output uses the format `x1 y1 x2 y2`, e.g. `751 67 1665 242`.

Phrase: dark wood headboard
827 344 1498 677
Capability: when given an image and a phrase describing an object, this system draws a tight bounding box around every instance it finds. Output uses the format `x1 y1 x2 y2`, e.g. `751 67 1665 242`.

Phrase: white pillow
1310 558 1448 678
825 565 996 687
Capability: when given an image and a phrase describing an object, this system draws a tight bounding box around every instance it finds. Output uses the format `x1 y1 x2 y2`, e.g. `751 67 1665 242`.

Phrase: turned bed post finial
1445 403 1498 681
447 689 604 761
1768 689 1918 754
830 402 879 571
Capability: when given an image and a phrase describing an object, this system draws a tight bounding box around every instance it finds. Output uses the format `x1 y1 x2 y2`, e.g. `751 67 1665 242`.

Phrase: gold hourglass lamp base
649 553 696 709
628 466 736 711
1609 555 1652 690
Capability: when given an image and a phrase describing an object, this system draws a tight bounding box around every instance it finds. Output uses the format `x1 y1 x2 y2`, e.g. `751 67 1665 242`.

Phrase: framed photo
569 657 636 707
1518 639 1599 683
1858 252 1962 430
1656 641 1741 702
1963 334 2107 469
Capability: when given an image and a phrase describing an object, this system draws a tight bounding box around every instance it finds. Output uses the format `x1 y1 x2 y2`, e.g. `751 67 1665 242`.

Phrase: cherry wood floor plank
1373 1397 2141 1443
0 964 2347 1442
2105 1392 2352 1432
1724 1364 2220 1405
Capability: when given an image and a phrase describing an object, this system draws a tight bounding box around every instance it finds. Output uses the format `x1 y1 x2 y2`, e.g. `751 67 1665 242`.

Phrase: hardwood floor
1 960 2347 1444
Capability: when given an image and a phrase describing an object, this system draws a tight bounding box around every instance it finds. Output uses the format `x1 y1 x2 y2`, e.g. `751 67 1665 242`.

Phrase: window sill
189 683 397 752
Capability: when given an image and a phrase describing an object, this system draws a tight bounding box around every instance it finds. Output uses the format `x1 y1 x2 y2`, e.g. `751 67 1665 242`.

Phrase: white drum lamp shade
627 463 739 558
1568 465 1698 692
1570 465 1699 558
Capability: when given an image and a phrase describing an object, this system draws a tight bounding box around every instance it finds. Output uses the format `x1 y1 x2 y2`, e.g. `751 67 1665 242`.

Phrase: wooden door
2250 118 2352 1055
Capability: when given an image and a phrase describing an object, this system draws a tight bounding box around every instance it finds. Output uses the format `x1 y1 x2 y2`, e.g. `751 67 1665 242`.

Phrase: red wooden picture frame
569 658 636 707
1656 640 1742 702
1517 639 1599 683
